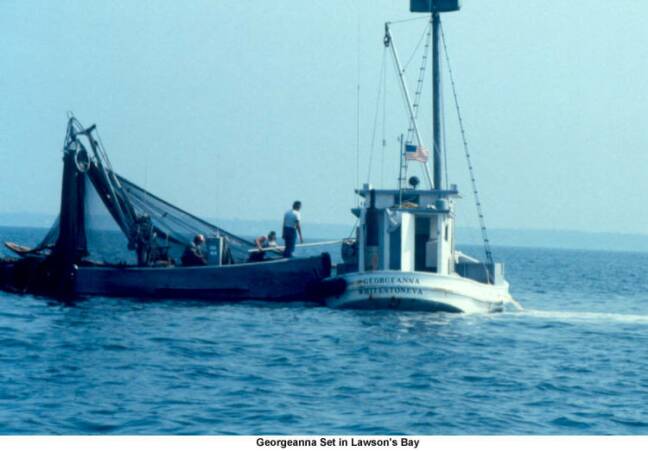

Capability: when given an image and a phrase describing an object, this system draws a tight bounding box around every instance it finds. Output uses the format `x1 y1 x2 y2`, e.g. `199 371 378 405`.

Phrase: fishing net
84 174 135 264
31 117 255 266
36 173 254 265
116 175 254 263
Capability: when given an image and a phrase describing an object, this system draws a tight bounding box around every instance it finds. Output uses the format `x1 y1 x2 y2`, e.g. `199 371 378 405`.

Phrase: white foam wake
511 309 648 324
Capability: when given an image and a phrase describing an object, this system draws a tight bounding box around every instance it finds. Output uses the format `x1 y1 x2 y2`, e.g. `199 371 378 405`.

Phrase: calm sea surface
0 226 647 434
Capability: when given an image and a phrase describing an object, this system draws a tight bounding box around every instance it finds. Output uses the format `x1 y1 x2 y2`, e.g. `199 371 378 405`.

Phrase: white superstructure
325 2 517 313
327 187 515 313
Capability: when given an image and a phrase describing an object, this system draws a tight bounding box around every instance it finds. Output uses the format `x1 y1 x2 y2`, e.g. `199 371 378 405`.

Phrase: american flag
405 143 429 163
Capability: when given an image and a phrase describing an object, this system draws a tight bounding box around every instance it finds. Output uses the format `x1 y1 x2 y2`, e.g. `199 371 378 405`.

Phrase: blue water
1 226 647 434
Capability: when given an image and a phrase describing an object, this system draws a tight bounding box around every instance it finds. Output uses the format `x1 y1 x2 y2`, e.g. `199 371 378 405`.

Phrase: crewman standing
282 201 303 258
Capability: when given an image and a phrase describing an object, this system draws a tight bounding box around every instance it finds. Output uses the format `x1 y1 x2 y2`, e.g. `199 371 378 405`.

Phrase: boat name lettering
359 276 421 285
358 286 424 296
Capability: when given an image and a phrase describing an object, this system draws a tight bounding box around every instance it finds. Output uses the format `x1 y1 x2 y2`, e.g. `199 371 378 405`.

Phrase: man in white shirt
282 201 303 257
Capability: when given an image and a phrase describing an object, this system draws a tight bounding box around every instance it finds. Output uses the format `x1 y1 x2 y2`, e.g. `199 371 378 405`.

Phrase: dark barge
0 117 332 301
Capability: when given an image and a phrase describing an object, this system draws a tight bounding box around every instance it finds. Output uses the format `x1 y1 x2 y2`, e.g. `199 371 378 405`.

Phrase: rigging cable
381 54 387 188
440 22 495 268
402 20 433 186
356 82 360 203
389 16 431 25
402 21 431 74
355 10 361 208
386 21 433 190
441 64 449 189
406 20 432 146
366 49 387 185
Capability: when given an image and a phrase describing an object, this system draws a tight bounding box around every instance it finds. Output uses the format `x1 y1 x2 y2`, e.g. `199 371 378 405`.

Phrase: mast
410 1 461 190
50 119 89 296
432 11 442 190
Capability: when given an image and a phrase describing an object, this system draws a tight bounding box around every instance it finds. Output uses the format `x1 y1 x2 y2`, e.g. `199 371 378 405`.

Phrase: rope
440 22 495 270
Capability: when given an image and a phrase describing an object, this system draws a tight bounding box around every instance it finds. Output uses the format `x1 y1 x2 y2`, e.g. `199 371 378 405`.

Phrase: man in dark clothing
282 201 303 258
181 234 208 266
249 230 279 262
132 215 154 266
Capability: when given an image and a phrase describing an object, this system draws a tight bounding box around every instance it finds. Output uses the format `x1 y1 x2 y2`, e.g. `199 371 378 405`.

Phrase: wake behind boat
0 117 331 300
325 0 517 313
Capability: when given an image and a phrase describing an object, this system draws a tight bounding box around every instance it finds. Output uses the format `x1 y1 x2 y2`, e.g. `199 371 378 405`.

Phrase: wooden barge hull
0 254 332 301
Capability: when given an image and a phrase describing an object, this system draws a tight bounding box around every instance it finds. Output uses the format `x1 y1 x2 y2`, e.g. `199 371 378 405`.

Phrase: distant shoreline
2 217 648 254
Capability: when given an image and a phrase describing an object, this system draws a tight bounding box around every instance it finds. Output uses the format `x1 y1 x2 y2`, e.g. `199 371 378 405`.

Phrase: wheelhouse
340 185 504 285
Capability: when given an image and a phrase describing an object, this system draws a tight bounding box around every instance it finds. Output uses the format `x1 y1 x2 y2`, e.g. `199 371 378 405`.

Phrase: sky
1 0 647 235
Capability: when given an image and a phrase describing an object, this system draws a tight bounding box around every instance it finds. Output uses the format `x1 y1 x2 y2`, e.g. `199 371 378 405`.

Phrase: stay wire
381 55 387 188
439 22 495 268
354 8 361 208
407 19 432 146
366 49 387 185
389 16 430 25
441 73 449 189
402 21 431 74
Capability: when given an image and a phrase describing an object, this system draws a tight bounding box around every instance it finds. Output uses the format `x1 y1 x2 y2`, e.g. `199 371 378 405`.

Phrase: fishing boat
325 0 517 313
0 117 331 300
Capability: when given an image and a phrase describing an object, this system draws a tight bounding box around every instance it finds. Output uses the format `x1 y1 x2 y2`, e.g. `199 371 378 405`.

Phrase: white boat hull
326 270 514 314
